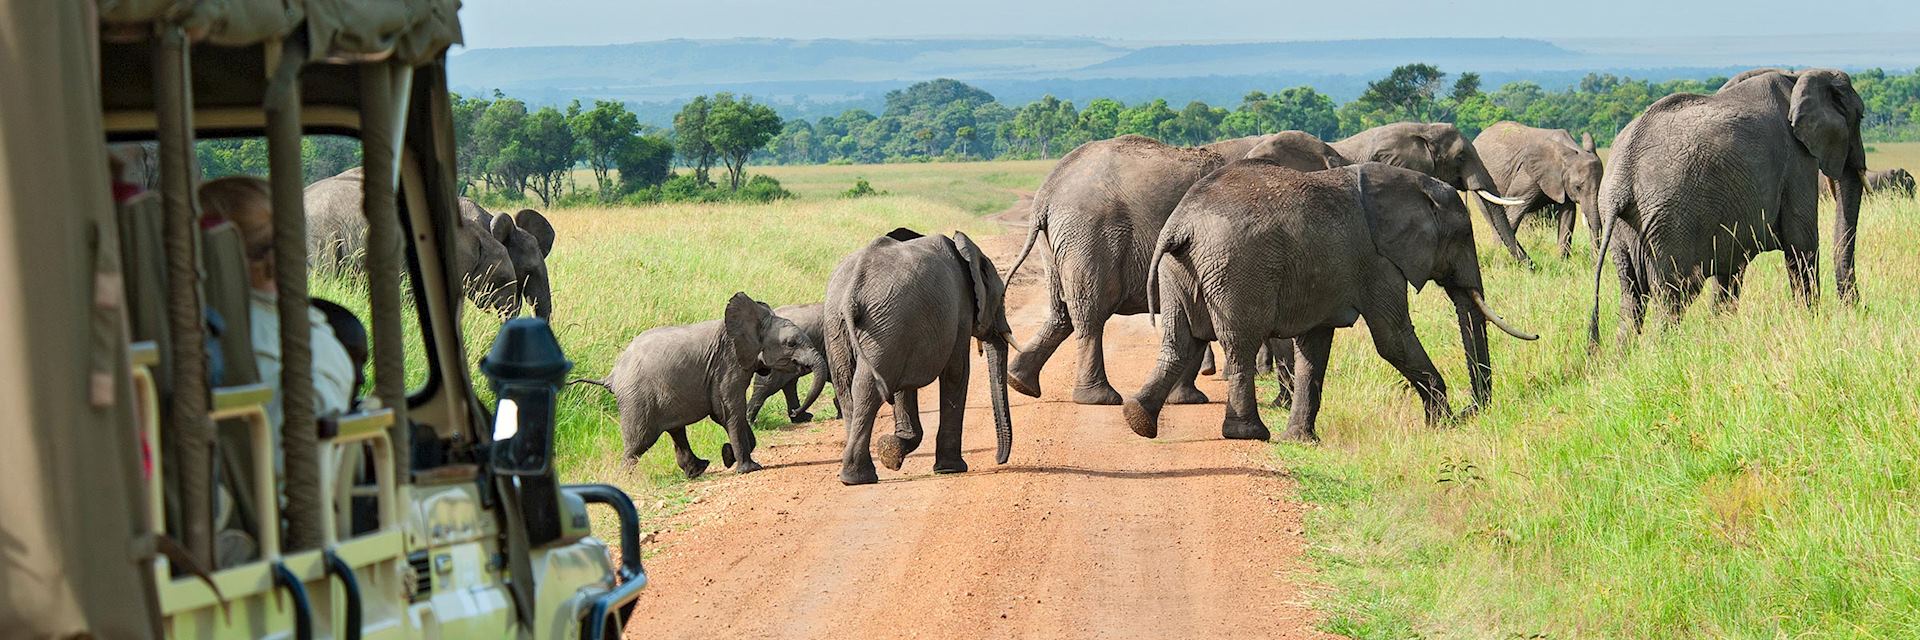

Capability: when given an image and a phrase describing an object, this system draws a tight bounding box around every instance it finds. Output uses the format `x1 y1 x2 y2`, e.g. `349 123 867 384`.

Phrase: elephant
1588 68 1865 345
824 228 1015 486
1333 122 1535 267
744 303 836 424
1866 168 1915 198
1003 135 1224 406
304 167 556 319
1472 121 1607 258
573 292 819 478
1123 161 1538 443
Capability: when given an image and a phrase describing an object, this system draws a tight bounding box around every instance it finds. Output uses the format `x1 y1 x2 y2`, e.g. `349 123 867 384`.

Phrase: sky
459 0 1920 49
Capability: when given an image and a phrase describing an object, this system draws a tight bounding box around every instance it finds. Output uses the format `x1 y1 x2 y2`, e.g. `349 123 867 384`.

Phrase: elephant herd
311 67 1902 488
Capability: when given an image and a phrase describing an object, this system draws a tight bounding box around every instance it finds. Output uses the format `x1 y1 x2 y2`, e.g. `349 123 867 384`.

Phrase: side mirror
479 317 571 476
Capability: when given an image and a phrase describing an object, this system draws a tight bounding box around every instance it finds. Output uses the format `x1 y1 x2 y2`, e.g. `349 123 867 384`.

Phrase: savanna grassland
323 144 1918 636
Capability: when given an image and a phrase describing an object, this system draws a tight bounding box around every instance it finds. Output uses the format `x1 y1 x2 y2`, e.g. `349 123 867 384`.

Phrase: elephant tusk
1000 330 1022 353
1472 291 1539 341
1475 190 1529 207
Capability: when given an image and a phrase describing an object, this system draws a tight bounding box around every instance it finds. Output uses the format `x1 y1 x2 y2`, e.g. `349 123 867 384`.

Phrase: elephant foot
1169 385 1209 405
732 459 764 474
1121 397 1159 439
933 457 968 474
1199 363 1217 376
680 457 711 479
1007 364 1043 398
721 443 736 469
1221 416 1271 441
787 410 814 424
1072 384 1123 406
839 464 879 486
1279 425 1319 445
875 434 912 471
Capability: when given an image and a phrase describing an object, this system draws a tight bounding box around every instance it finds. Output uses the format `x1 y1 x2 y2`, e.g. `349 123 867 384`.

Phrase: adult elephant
825 228 1016 486
1333 122 1535 267
1865 168 1914 198
1473 121 1606 258
1588 68 1865 345
1003 135 1224 405
1124 161 1538 442
304 167 556 318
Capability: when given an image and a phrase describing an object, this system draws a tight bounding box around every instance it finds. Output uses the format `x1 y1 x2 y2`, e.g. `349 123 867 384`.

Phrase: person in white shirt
198 176 357 567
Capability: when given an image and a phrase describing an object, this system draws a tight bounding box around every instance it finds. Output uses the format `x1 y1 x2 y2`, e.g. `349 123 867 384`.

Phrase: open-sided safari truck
0 2 644 638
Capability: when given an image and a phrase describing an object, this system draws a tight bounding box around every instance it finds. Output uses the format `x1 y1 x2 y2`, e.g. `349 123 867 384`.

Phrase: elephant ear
949 231 1003 337
1521 145 1568 203
1372 132 1438 174
1580 132 1597 154
722 292 769 370
488 211 517 245
512 209 555 257
1352 165 1440 291
1790 70 1866 178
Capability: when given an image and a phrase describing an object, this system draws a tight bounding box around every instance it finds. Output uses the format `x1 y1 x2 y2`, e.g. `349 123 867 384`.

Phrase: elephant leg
1007 273 1073 398
1268 337 1297 408
837 372 885 486
1070 315 1122 405
1282 328 1333 443
745 373 781 425
1122 296 1207 438
1254 342 1273 375
1199 344 1217 376
1611 222 1652 343
1170 353 1210 406
1780 203 1822 307
1365 303 1450 427
717 401 762 474
1650 266 1706 330
665 427 711 479
933 347 971 474
874 388 923 472
1218 332 1270 441
782 378 812 423
1555 206 1579 259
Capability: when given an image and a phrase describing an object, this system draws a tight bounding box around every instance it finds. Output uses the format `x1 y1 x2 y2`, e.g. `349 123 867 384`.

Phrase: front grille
408 550 432 600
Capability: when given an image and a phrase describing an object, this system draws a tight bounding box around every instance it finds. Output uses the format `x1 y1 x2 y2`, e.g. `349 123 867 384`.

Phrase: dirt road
623 206 1328 639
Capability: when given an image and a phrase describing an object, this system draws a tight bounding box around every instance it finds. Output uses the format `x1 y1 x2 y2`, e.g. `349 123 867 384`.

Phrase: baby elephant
576 292 819 477
745 303 836 424
825 228 1017 485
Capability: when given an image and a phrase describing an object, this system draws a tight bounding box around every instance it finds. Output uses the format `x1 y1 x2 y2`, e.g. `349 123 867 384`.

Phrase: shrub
736 174 795 203
658 173 708 202
842 177 887 199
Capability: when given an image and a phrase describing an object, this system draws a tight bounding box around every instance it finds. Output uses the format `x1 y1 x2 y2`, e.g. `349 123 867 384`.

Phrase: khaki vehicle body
0 2 644 638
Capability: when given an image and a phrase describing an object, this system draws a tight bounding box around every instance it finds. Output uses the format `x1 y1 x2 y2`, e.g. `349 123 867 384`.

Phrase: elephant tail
1587 204 1621 350
1004 203 1048 285
565 377 615 396
1146 227 1190 329
838 289 894 402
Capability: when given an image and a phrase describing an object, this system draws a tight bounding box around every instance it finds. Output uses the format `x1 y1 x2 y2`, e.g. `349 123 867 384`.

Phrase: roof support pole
266 35 323 551
359 61 413 483
153 24 214 568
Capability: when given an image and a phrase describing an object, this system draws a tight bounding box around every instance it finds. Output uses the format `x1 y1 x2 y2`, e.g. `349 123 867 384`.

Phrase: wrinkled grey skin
825 229 1015 486
584 292 820 477
303 167 555 319
745 303 836 424
1195 131 1350 384
1334 122 1535 267
1864 168 1915 198
1589 68 1866 345
1003 135 1223 406
1125 162 1536 443
1474 121 1607 258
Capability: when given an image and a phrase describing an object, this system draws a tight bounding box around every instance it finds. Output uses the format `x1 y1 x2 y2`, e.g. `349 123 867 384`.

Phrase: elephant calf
576 292 819 477
745 303 836 424
825 228 1016 485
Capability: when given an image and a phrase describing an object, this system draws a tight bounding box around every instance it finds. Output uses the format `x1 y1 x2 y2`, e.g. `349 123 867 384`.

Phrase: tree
884 79 996 117
615 133 674 193
1080 98 1125 141
1117 99 1177 140
1355 63 1448 123
521 106 577 207
673 96 716 184
1013 95 1074 157
570 99 642 200
704 93 783 191
1451 72 1482 101
473 95 531 196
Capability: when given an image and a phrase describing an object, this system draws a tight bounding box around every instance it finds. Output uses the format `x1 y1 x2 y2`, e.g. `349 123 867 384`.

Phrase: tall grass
1272 190 1920 637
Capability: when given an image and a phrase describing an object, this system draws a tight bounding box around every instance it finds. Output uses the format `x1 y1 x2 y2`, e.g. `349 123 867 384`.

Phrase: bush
736 174 795 203
658 173 710 202
842 177 887 199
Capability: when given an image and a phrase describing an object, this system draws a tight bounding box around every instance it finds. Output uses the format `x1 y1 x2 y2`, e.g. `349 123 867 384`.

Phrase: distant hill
447 34 1920 126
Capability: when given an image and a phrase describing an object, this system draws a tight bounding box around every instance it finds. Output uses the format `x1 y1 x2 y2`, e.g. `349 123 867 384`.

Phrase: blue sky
459 0 1920 49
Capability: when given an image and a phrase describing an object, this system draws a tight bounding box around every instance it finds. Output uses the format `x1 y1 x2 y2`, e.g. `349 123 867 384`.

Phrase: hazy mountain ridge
447 35 1920 125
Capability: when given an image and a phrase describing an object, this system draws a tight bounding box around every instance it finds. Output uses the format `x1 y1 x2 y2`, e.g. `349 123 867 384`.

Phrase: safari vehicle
0 2 643 638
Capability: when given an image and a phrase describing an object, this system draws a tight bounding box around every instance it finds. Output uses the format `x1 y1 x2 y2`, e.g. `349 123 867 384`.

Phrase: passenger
197 176 355 428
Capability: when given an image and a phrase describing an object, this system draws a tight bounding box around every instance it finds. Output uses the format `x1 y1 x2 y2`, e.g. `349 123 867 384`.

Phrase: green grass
755 160 1052 214
1267 188 1920 637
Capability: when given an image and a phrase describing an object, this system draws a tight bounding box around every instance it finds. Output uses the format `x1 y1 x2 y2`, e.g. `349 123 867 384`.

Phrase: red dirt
621 212 1330 639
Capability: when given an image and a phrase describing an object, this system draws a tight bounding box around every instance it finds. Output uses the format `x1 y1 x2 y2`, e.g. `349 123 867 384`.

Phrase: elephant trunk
1462 152 1534 268
983 336 1014 464
1446 287 1494 409
1832 169 1864 305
